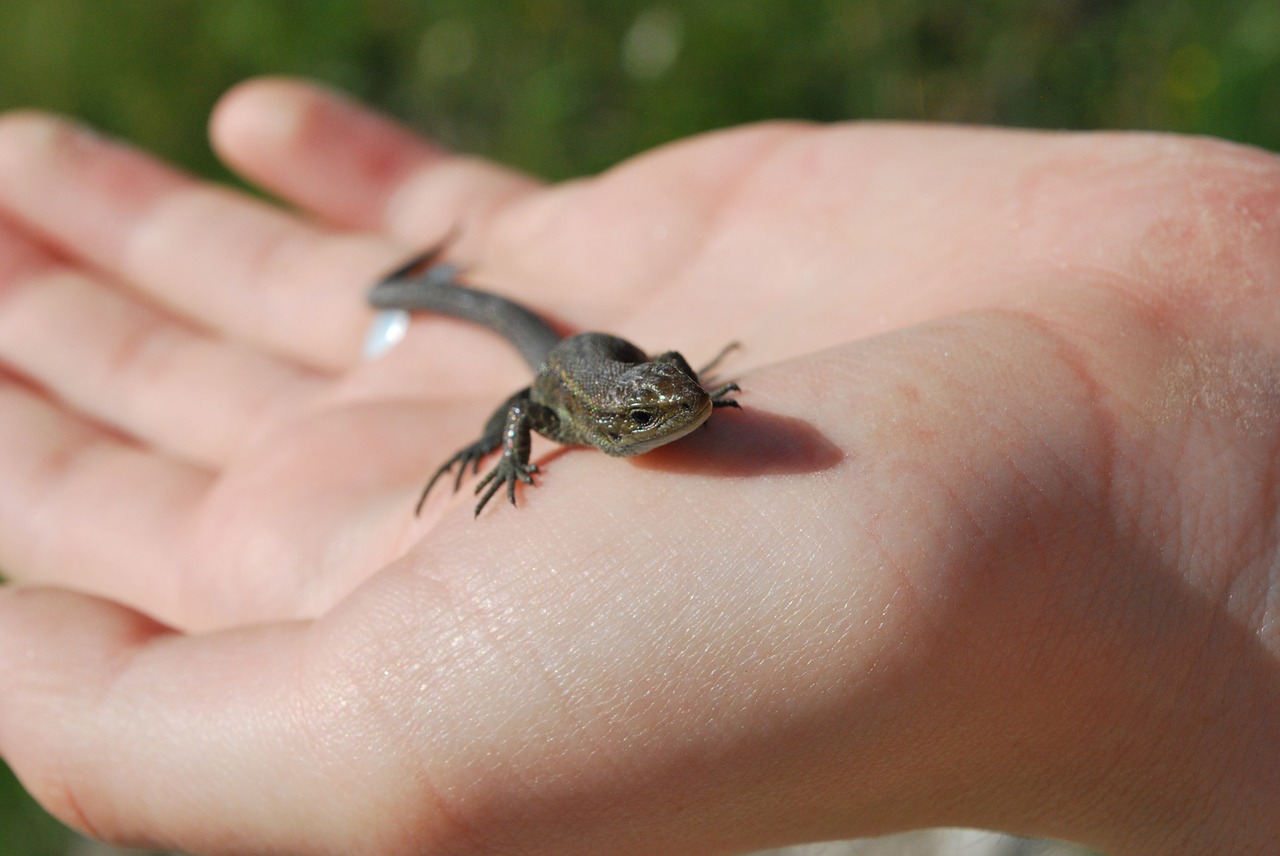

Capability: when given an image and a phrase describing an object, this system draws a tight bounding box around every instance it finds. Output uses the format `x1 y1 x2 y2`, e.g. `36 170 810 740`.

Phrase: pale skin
0 77 1277 855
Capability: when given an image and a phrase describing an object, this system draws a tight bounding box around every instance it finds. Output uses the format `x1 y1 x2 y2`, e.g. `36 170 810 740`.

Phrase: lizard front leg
472 397 560 516
414 388 528 515
695 344 742 407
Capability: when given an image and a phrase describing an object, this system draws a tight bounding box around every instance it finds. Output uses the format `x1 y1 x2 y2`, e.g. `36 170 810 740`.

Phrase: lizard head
586 360 714 457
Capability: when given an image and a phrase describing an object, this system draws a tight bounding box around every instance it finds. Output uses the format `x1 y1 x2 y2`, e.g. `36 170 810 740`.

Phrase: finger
209 77 540 244
0 589 352 853
0 225 325 467
0 376 209 620
0 112 394 370
0 581 533 855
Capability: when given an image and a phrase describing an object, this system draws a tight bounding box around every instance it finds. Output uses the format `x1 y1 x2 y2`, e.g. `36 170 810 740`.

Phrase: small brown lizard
369 248 740 516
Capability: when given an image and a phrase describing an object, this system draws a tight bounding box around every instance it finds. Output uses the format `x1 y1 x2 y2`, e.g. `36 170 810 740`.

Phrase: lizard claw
709 381 741 407
473 457 540 516
415 442 495 515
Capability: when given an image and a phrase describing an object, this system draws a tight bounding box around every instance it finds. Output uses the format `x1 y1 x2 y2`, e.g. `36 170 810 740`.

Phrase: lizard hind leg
698 343 742 409
471 397 539 516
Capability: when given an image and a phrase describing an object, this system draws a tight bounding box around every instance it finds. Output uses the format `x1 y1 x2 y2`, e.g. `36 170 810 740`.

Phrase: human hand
0 78 1277 855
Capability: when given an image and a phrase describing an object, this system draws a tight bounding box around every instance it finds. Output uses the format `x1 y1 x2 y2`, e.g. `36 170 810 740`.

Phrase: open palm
1 79 1278 856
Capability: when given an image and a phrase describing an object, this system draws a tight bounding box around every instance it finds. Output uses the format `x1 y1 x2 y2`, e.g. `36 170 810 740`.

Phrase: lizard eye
629 409 654 427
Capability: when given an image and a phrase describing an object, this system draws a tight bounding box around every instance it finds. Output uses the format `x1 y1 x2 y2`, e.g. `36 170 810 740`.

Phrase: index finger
210 78 541 248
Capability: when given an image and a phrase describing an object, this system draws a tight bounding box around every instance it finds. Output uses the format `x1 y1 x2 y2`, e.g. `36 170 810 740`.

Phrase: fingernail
363 309 410 359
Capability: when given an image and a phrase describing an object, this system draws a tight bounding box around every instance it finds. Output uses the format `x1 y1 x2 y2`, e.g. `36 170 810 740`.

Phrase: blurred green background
1 0 1277 187
0 0 1274 852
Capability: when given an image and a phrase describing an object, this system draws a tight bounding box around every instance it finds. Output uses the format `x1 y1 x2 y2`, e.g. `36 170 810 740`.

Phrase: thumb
0 587 410 854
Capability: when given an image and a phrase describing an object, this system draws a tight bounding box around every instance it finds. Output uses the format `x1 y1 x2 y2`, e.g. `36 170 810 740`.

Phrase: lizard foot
710 381 741 408
473 456 540 517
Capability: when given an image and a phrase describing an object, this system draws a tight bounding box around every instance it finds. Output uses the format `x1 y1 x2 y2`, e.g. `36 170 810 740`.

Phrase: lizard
368 247 741 517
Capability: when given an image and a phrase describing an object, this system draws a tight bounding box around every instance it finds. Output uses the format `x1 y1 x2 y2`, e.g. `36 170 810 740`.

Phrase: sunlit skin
0 78 1278 855
368 253 738 515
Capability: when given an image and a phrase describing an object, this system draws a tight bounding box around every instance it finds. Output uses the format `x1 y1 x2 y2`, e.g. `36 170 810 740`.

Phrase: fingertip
0 110 62 150
0 112 139 176
209 76 311 170
209 77 540 242
0 109 190 272
210 76 441 229
0 112 76 183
